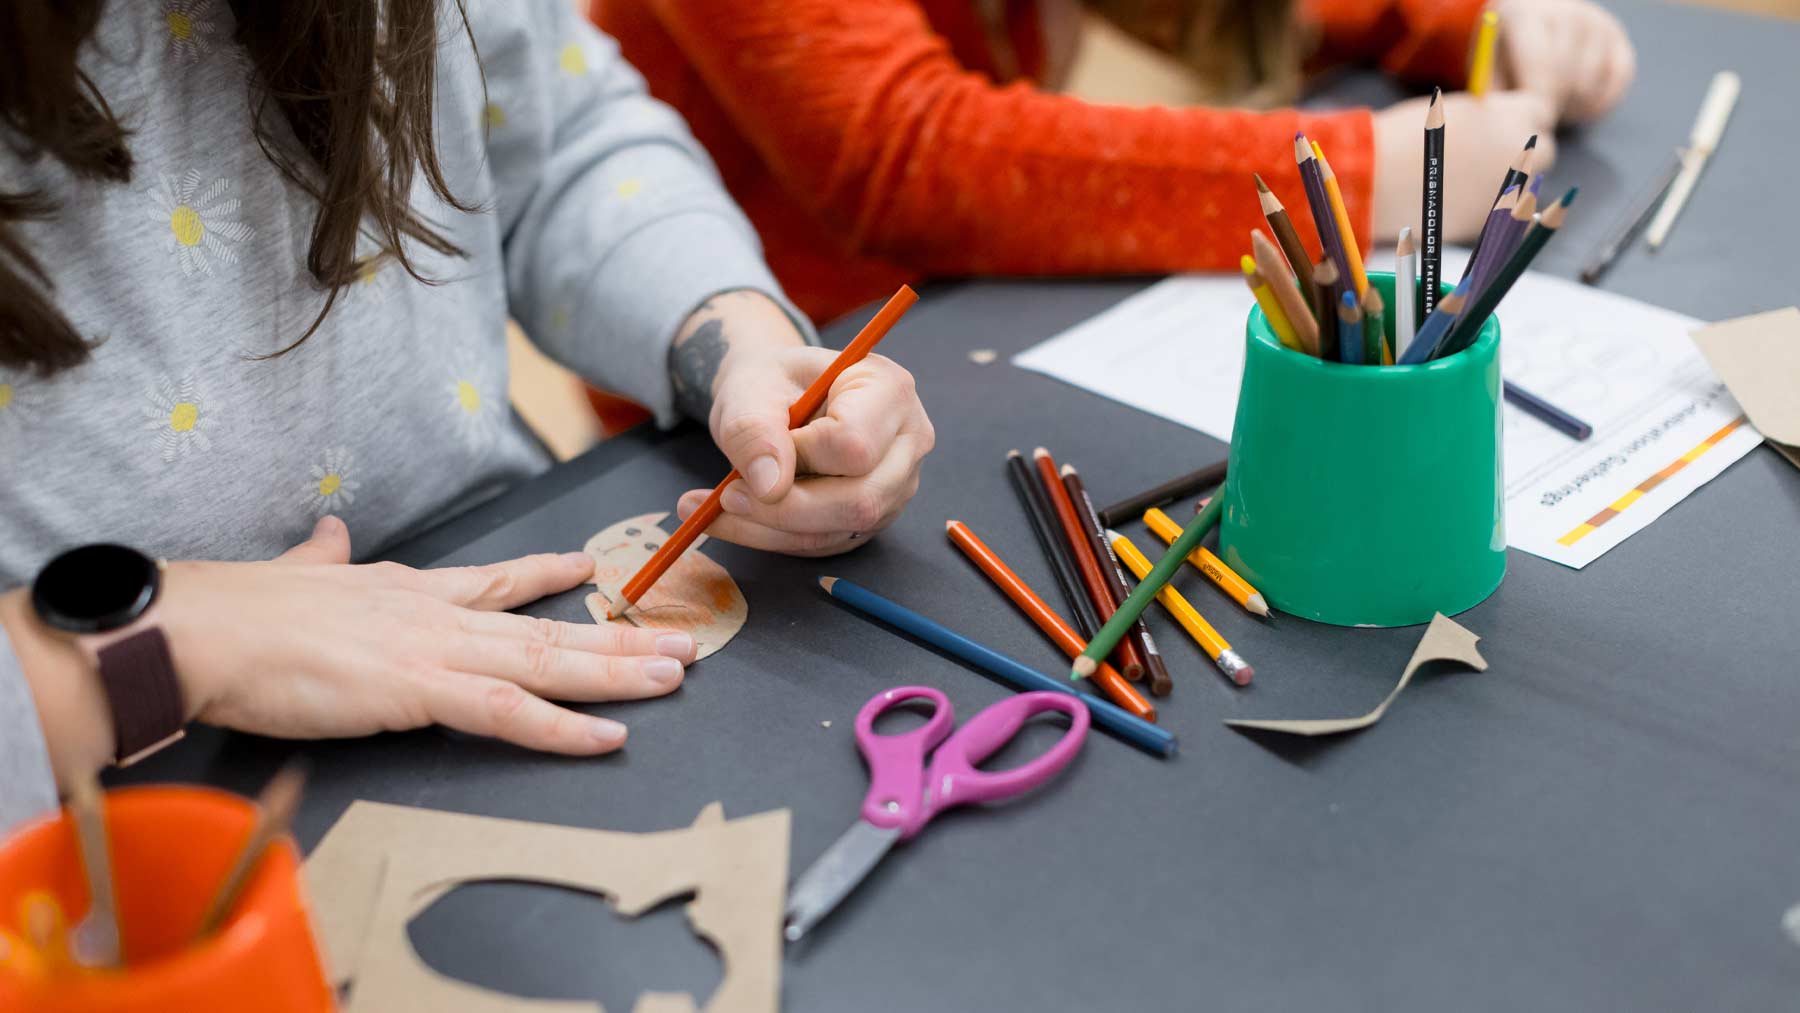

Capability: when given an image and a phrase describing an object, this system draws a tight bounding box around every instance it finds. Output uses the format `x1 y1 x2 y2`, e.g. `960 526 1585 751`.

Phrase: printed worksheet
1013 250 1763 568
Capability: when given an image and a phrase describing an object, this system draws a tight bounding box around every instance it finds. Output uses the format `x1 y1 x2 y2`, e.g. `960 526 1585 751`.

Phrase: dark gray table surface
119 2 1800 1009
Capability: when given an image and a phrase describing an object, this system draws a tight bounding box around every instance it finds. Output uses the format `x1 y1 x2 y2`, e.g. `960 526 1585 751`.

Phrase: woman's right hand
1370 90 1557 245
160 516 695 756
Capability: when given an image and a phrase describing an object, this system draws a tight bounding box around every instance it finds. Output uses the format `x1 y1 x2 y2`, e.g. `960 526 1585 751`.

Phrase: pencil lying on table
606 285 918 617
1006 450 1100 639
1141 507 1268 617
1074 494 1224 680
1107 531 1253 686
1064 464 1172 697
1096 460 1227 528
1035 449 1145 681
818 577 1175 757
946 520 1156 721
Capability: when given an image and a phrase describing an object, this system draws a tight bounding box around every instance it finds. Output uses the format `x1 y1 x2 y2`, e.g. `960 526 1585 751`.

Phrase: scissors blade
783 820 900 943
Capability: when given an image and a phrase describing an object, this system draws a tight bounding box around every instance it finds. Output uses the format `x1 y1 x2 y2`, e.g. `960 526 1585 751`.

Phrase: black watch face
31 544 161 634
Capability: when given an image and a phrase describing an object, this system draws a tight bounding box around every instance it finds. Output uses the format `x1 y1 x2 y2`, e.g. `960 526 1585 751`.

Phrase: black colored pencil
1064 466 1172 698
1006 450 1100 639
1579 153 1682 285
1469 135 1536 267
1095 460 1227 528
1503 382 1593 440
1421 88 1445 319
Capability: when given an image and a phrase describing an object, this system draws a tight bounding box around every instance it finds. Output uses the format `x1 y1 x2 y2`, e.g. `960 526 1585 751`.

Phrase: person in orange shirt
591 0 1632 328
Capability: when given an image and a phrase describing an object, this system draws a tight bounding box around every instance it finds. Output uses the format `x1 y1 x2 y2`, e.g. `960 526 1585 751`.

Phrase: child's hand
1371 90 1557 244
1493 0 1635 123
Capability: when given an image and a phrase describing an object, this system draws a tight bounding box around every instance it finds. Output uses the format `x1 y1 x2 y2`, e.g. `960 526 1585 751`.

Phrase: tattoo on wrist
671 313 729 422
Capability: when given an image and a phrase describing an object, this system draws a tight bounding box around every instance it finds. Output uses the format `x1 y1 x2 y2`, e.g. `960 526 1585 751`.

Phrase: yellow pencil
1108 530 1253 686
1310 141 1368 299
1468 9 1500 97
1142 507 1270 617
1240 255 1302 352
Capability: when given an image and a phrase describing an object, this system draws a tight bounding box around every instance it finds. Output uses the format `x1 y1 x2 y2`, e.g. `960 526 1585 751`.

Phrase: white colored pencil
1394 227 1418 360
1646 71 1740 250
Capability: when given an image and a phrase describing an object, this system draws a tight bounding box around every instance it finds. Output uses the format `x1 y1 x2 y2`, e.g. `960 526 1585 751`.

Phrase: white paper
1014 249 1762 568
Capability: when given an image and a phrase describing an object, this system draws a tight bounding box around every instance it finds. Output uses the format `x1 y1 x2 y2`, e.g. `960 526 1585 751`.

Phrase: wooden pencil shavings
1225 613 1487 736
584 512 746 660
303 800 789 1013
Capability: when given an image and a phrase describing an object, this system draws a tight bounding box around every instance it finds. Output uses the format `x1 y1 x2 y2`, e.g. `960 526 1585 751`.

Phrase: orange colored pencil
1033 448 1146 681
608 286 919 616
946 520 1157 722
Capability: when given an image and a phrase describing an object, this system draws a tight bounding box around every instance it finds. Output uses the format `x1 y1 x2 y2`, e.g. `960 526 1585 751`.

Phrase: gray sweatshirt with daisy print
0 0 814 833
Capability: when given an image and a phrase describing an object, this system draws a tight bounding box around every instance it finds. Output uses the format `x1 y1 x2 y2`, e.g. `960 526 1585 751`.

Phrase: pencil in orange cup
944 520 1156 722
605 286 919 617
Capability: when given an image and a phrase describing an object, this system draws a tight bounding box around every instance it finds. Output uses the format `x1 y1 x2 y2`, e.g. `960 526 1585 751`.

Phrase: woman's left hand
670 293 935 556
1493 0 1636 124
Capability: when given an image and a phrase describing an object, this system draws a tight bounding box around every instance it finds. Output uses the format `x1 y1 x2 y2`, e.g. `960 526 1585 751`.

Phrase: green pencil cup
1219 271 1504 627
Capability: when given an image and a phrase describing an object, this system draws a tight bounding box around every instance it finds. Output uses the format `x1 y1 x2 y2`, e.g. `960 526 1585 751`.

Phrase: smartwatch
31 544 185 765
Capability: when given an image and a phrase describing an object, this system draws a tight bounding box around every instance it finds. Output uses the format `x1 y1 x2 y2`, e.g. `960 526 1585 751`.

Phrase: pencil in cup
944 520 1156 721
1107 532 1253 686
818 578 1176 757
1141 507 1268 617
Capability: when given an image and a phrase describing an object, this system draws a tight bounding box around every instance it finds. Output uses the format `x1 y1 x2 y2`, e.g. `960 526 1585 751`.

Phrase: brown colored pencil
1251 230 1320 356
1096 460 1226 528
1254 173 1317 306
1311 258 1341 361
196 761 309 936
1063 465 1172 697
945 520 1156 722
1033 448 1145 681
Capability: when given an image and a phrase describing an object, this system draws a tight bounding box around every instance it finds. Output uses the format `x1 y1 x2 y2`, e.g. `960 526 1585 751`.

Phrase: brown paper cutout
302 801 788 1013
1690 307 1800 469
1225 613 1487 736
584 513 747 660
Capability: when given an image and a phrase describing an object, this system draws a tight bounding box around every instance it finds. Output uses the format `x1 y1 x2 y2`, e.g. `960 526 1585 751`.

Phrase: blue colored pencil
1337 290 1364 364
1398 278 1472 364
818 576 1177 758
1503 381 1593 440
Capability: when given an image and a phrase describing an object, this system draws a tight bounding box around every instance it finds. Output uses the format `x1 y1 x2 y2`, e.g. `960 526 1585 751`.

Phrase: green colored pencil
1438 187 1575 356
1361 286 1387 364
1073 493 1224 680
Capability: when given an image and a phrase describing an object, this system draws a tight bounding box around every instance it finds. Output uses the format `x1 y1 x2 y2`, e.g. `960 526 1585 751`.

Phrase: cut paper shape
303 801 789 1013
1690 307 1799 470
584 513 747 660
1225 613 1488 736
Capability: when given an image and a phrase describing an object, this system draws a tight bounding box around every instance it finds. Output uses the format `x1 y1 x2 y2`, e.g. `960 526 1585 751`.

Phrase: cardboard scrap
584 513 747 660
303 801 789 1013
1225 614 1488 736
1691 307 1800 470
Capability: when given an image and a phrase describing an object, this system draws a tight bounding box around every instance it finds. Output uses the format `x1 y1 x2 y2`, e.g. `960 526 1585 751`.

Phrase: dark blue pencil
1337 290 1364 364
1503 381 1593 440
818 576 1177 758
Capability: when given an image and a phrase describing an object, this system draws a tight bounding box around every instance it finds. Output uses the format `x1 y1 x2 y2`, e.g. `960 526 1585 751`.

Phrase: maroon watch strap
95 628 186 765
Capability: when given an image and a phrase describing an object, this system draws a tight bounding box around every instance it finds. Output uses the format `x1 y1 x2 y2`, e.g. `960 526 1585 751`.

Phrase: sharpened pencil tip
1071 656 1098 680
1253 172 1270 194
1524 134 1538 150
1104 529 1122 542
1562 186 1579 206
945 519 959 531
1247 594 1270 617
818 576 837 592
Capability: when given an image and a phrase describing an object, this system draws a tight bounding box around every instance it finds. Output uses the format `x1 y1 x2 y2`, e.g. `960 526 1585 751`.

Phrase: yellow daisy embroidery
142 376 216 463
558 43 588 76
445 359 496 453
304 447 362 516
162 0 218 64
483 102 506 130
615 178 644 199
0 375 40 437
146 170 255 276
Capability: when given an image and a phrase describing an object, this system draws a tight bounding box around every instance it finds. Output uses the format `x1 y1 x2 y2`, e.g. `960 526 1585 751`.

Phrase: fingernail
747 455 780 497
645 656 684 686
313 515 340 537
655 633 696 659
723 488 751 514
676 497 696 520
561 551 592 568
591 717 627 744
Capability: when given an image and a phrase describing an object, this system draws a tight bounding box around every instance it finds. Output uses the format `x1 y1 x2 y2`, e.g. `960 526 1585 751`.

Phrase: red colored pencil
1033 448 1146 681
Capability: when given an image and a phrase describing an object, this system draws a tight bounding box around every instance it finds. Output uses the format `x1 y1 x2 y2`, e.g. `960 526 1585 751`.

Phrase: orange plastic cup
0 785 333 1013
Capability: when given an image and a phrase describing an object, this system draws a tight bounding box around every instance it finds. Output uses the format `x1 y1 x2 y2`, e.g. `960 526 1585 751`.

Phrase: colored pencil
819 577 1175 757
1397 285 1469 365
609 286 917 616
1108 531 1253 686
1337 290 1364 365
1467 9 1500 96
1646 71 1740 250
1468 189 1537 300
1440 188 1576 356
1503 381 1594 440
1141 507 1268 617
1251 231 1321 355
1096 460 1227 528
1073 493 1224 681
1064 465 1172 697
1580 153 1681 284
946 520 1155 720
66 772 120 967
1311 258 1342 361
1006 450 1100 639
1242 255 1303 353
197 760 308 936
1469 135 1536 266
1394 228 1419 359
1034 448 1145 680
1361 286 1388 365
1254 172 1317 307
1421 89 1445 319
1460 184 1521 286
1295 133 1352 293
1310 140 1368 299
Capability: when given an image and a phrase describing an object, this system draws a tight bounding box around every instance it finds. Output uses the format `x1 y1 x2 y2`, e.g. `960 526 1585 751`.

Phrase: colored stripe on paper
1556 416 1747 546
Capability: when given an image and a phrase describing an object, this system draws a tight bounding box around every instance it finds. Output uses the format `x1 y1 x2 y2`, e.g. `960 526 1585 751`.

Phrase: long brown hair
1084 0 1305 106
0 0 476 376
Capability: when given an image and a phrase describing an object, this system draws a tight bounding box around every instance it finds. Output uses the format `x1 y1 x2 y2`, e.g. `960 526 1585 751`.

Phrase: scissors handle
854 686 956 834
918 692 1087 837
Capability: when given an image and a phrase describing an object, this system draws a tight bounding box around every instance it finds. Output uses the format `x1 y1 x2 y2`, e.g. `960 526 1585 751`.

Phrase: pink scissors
783 685 1089 942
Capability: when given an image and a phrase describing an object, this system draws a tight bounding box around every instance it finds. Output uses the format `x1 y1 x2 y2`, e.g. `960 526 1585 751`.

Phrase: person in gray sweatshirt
0 0 935 834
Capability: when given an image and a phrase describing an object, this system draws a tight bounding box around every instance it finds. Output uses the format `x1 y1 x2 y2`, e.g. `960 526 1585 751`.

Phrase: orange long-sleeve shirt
593 0 1483 326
